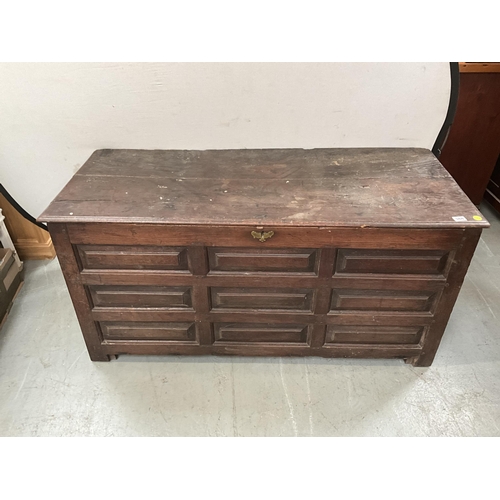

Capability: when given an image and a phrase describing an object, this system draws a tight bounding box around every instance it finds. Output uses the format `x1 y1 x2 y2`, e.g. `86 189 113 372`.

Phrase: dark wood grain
78 271 448 290
330 289 437 313
208 247 318 274
97 342 423 359
91 309 195 323
77 245 188 271
213 323 310 345
407 229 482 366
39 148 488 229
210 287 315 311
89 285 193 309
66 223 468 249
325 314 434 327
100 321 197 342
325 325 425 345
48 223 109 361
335 249 450 276
43 149 487 365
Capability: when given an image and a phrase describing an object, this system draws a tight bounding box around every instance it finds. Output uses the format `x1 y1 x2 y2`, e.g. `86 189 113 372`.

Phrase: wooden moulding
0 192 55 260
65 223 469 249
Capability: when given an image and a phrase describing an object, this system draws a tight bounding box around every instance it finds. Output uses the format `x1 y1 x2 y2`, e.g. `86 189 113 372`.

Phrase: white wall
0 62 451 217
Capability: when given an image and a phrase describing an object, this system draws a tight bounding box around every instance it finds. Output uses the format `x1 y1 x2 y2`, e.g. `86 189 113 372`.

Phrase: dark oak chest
39 148 489 366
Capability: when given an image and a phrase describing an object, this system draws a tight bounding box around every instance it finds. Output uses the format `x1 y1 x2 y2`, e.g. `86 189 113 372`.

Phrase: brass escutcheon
251 230 274 242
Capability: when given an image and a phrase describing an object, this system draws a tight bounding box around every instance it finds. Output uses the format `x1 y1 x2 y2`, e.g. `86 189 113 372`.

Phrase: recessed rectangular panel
100 322 196 341
325 325 425 345
335 249 450 276
214 323 309 344
331 289 436 312
90 286 192 309
211 287 314 311
208 247 318 274
77 245 188 271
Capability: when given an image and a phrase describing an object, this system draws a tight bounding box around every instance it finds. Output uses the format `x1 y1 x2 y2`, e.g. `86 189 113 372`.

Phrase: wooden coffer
39 148 489 366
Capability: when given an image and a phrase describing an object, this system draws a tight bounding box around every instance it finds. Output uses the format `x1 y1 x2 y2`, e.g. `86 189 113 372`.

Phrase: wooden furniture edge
459 63 500 73
0 192 56 260
49 223 109 361
406 228 482 366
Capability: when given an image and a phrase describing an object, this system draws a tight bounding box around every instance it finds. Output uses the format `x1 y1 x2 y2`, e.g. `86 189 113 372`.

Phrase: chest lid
38 148 489 229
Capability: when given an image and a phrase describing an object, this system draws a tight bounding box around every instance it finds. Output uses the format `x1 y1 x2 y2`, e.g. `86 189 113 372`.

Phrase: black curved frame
0 183 48 230
432 62 460 158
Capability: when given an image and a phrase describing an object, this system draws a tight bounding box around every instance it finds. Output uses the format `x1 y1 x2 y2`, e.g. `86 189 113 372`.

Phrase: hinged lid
38 148 490 229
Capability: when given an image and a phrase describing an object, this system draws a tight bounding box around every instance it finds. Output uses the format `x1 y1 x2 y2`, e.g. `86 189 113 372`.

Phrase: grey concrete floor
1 203 499 437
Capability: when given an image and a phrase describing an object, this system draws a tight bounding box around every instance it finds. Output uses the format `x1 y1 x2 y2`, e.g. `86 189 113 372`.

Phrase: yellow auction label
473 215 483 221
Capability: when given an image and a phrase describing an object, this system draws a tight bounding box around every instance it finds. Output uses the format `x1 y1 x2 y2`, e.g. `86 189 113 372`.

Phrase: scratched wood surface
39 148 488 229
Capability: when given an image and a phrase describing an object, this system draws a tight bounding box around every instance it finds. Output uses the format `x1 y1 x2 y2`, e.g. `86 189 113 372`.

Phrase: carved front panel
214 323 310 344
330 289 438 313
325 325 426 345
210 287 315 312
77 245 189 271
70 237 464 355
208 247 319 275
335 249 451 277
100 321 197 342
89 286 193 309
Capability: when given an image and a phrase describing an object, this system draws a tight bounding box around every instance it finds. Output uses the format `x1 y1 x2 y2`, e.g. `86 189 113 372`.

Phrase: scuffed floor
1 203 499 437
